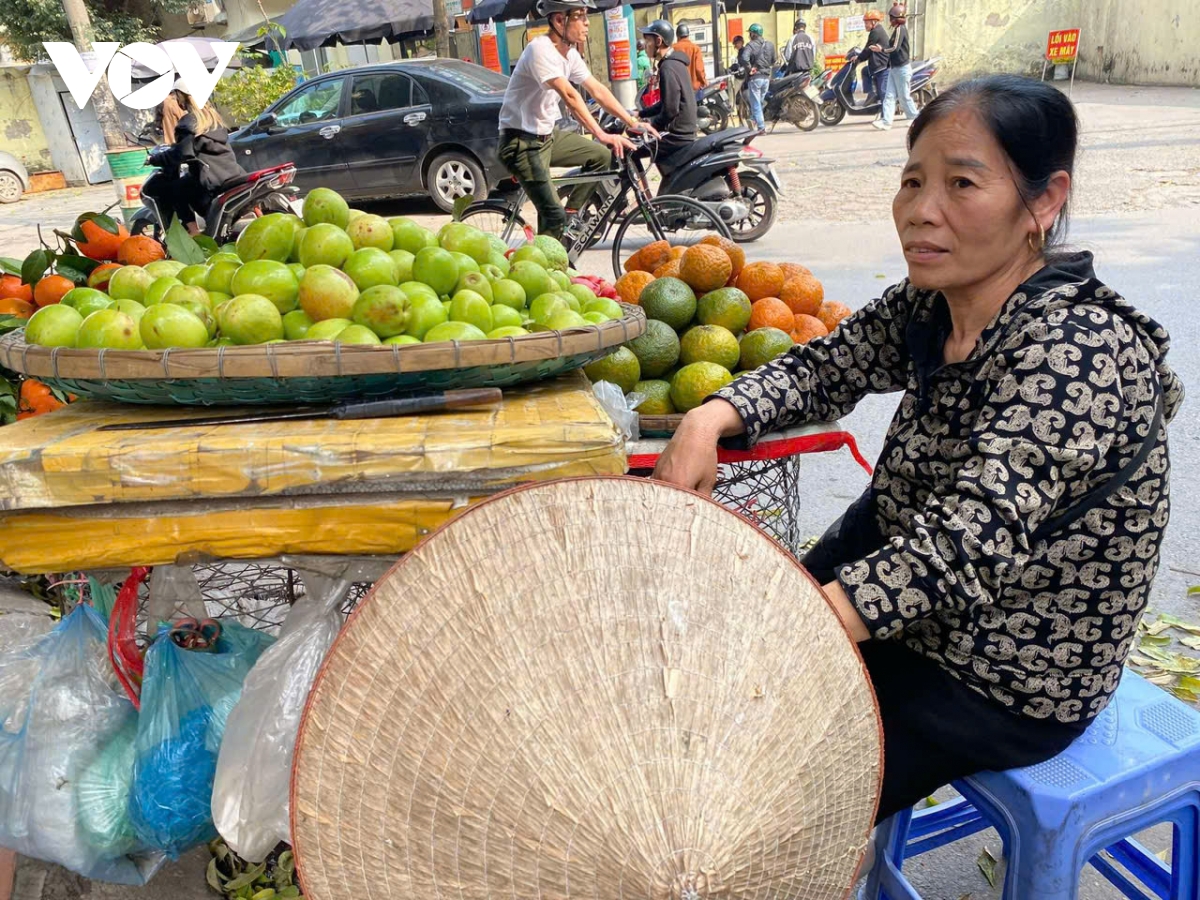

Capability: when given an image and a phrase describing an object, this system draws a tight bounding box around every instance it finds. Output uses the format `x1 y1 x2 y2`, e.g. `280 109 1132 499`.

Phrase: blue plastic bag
0 605 161 884
128 621 273 858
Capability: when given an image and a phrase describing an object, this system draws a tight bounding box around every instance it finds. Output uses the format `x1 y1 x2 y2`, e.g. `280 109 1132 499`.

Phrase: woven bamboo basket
0 307 646 405
292 476 882 900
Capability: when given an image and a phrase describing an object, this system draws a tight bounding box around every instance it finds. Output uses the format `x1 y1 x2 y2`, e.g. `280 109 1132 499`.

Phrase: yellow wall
918 0 1082 80
0 68 53 173
1078 0 1200 86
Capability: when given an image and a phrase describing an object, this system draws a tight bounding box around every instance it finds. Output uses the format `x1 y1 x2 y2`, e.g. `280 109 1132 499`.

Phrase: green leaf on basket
976 846 999 887
166 216 208 265
224 862 267 892
21 248 53 287
57 253 100 276
452 194 473 222
0 257 22 276
194 234 220 258
207 858 227 892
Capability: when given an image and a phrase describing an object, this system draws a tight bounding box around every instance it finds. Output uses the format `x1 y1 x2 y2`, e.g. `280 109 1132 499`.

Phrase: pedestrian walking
673 23 708 94
874 4 921 130
744 23 775 131
862 9 891 109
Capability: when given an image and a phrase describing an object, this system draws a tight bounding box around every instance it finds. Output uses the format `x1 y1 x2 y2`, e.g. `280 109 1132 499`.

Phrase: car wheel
428 152 487 213
0 171 23 204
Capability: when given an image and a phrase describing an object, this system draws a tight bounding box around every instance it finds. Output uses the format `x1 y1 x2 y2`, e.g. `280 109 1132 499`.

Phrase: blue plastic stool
864 671 1200 899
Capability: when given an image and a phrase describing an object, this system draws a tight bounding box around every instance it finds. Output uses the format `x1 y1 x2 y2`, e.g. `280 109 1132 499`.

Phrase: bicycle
459 133 733 277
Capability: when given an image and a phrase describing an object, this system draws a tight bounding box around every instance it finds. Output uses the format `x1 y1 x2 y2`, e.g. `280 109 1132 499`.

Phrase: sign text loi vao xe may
43 41 240 111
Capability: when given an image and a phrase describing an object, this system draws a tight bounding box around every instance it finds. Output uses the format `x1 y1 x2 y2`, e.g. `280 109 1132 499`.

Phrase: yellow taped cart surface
0 373 626 573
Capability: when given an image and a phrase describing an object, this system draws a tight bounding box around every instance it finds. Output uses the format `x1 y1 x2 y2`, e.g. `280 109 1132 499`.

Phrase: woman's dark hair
907 74 1078 247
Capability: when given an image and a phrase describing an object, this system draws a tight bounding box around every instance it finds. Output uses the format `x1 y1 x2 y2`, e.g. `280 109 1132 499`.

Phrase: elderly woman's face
892 108 1032 293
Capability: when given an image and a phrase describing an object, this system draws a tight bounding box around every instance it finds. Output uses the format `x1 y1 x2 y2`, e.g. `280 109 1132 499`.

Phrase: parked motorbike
731 64 820 133
819 49 941 127
696 78 732 135
126 128 299 242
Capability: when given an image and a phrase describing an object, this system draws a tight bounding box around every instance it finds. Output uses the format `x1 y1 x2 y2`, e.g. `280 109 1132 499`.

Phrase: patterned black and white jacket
712 253 1184 724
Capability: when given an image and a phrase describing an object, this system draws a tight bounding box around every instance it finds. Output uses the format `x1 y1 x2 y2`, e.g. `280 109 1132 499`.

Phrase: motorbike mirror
258 112 281 132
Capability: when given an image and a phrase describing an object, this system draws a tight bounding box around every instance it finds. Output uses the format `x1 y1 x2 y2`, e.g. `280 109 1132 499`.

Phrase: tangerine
653 258 682 279
33 274 76 308
0 275 33 304
615 270 655 305
736 261 785 302
746 297 794 332
817 301 853 332
679 244 733 294
791 313 829 343
668 245 687 260
623 240 671 273
779 262 813 281
700 234 745 277
779 274 824 316
0 297 35 319
17 378 66 417
87 262 123 290
117 235 166 266
73 214 129 261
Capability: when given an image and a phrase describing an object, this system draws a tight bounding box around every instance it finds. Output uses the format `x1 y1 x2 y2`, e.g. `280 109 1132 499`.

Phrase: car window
422 61 509 95
349 72 415 115
274 79 344 126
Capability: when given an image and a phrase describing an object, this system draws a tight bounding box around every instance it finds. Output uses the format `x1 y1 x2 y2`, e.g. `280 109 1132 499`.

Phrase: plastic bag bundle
0 605 159 884
212 568 352 861
592 380 645 441
129 621 273 858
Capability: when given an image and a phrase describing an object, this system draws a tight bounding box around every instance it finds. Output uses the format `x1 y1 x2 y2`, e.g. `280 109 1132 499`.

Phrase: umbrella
292 477 882 900
273 0 435 51
468 0 658 24
129 37 243 79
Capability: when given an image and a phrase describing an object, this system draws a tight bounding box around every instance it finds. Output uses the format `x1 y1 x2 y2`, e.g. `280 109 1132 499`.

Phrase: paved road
1 82 1196 900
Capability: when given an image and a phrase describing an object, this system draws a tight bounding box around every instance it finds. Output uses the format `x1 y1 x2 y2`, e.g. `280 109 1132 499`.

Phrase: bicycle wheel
610 195 733 278
459 202 528 249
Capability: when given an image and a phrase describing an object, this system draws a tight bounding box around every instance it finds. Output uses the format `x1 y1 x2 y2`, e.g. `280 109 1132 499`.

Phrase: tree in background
0 0 186 62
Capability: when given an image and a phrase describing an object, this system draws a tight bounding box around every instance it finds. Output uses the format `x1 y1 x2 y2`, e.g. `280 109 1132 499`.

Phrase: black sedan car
231 58 508 212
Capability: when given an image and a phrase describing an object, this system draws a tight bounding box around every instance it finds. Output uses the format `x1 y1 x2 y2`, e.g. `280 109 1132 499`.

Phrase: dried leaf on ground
977 846 999 887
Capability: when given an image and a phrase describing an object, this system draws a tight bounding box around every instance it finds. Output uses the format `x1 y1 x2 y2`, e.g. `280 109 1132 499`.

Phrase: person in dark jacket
653 76 1182 857
638 20 697 173
875 3 921 129
142 79 247 235
743 23 775 130
861 9 890 106
785 19 815 76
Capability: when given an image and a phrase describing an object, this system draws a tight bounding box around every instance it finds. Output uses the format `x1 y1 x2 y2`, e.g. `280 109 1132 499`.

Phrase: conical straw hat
292 476 881 900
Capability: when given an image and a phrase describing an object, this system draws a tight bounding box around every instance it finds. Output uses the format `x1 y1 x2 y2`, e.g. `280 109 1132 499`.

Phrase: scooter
126 128 299 242
731 64 820 133
819 49 941 127
696 78 732 135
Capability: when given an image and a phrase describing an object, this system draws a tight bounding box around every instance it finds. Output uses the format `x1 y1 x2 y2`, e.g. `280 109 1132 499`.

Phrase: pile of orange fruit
618 237 851 346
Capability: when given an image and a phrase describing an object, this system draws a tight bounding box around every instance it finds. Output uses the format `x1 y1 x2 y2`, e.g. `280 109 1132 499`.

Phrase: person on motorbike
672 22 708 96
497 0 644 239
785 19 815 76
637 20 697 174
140 79 246 236
743 23 776 131
874 4 921 130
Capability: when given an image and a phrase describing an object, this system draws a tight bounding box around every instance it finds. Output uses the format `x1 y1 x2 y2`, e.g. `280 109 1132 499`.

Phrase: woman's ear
1033 170 1071 233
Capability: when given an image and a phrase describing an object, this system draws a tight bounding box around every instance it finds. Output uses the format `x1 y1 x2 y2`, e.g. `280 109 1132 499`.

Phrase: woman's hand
652 400 744 495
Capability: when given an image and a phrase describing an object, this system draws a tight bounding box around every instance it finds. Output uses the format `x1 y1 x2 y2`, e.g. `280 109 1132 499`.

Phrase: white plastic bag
593 380 645 441
211 563 352 861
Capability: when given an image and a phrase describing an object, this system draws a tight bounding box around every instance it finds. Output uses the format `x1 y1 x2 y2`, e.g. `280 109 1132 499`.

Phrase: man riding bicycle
498 0 650 239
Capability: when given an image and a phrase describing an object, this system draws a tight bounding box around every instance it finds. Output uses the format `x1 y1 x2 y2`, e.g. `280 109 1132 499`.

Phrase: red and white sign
1046 28 1080 64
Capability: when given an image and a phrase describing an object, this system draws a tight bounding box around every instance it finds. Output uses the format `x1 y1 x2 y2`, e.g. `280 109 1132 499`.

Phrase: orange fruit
779 262 813 281
0 297 35 319
116 235 166 266
623 239 672 274
615 270 655 305
817 301 852 332
678 244 733 294
736 261 785 302
653 258 682 279
73 214 129 261
791 313 829 343
747 297 794 332
0 274 34 304
17 378 66 417
87 262 123 290
668 245 687 260
33 274 76 308
779 274 824 317
700 235 745 278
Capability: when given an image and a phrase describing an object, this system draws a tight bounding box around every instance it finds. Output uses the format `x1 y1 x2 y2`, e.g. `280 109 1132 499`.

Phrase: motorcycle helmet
888 4 907 23
641 20 674 47
675 23 689 39
863 9 884 22
794 19 806 32
748 23 763 36
535 0 593 19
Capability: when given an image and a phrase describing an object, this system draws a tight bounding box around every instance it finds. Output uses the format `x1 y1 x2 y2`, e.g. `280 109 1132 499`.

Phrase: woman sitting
142 79 247 236
655 74 1183 825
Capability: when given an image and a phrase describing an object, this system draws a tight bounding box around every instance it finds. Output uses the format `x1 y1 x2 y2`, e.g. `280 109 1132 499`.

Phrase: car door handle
319 125 341 139
403 112 427 126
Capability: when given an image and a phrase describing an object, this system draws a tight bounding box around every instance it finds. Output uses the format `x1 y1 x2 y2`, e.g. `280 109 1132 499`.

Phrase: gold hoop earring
1027 223 1046 253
